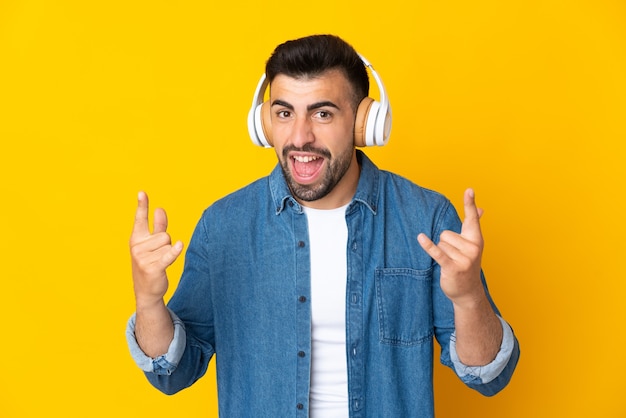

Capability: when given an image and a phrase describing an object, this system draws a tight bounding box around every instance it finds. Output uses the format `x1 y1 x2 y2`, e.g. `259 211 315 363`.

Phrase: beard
280 143 354 202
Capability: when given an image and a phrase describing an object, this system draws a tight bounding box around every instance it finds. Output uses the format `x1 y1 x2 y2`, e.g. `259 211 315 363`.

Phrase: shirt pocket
375 267 434 346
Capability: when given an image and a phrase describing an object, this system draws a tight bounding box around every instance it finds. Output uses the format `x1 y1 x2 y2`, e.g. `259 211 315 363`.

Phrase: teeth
293 155 320 163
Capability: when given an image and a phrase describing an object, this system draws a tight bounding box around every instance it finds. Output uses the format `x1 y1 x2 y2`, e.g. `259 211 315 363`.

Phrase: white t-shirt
303 204 349 418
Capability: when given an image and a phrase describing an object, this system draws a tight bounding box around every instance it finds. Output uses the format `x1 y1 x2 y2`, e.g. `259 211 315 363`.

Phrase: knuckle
153 232 172 245
467 243 482 258
129 234 140 247
439 230 452 241
134 257 151 272
129 244 142 258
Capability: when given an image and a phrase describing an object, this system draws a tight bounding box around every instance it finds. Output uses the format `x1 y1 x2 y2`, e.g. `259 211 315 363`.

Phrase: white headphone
247 54 392 148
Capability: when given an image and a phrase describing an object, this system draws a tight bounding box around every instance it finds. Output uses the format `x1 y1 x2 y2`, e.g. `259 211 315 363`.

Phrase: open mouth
290 154 325 183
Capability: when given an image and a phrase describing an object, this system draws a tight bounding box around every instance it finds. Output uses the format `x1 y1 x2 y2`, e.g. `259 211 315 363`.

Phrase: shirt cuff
125 308 186 375
449 316 514 384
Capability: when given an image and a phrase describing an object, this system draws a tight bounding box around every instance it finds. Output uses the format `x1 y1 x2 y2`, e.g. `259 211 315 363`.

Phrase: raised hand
129 191 184 310
417 188 485 308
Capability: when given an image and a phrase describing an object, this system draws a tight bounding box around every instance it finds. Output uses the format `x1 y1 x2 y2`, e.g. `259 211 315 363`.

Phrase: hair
265 34 370 109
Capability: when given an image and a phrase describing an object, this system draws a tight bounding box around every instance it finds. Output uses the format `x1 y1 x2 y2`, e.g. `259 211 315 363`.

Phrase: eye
276 110 292 119
314 110 333 121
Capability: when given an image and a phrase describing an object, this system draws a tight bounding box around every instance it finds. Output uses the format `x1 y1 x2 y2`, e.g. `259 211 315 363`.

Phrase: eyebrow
271 99 341 112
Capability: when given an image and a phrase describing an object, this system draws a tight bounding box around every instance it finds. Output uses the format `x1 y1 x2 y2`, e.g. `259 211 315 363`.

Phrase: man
127 34 519 417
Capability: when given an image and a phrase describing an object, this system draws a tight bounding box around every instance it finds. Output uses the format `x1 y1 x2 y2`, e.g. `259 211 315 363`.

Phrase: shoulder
356 151 450 214
198 175 272 226
378 169 450 208
215 176 270 207
376 168 461 233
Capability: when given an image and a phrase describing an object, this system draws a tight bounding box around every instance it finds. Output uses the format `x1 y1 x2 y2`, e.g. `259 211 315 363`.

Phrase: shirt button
298 351 306 357
299 296 307 303
296 403 304 410
298 241 305 247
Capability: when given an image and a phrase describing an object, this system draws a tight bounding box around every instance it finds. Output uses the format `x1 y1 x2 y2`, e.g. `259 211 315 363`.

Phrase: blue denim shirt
127 151 520 417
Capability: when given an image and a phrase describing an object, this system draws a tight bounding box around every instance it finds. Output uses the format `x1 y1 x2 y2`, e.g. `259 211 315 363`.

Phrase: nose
290 116 314 148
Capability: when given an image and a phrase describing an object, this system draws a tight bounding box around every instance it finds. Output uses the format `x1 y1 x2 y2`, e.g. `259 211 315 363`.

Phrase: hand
418 188 485 308
129 191 183 309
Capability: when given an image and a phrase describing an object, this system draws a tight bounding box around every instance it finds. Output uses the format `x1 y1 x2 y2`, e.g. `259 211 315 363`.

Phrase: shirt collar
269 150 380 215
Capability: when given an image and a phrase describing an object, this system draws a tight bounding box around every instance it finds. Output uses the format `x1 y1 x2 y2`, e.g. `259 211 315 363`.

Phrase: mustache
282 144 331 160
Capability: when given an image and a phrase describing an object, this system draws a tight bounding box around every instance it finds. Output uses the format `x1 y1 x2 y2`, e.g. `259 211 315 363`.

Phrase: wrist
135 296 167 313
450 288 490 312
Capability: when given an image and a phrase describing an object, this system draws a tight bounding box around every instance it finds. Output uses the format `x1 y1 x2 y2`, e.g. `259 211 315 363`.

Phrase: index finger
461 188 483 239
132 191 150 236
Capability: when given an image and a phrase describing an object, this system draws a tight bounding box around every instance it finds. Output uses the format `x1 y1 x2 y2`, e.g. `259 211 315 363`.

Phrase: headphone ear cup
376 103 392 146
249 101 273 148
260 101 273 147
354 97 374 147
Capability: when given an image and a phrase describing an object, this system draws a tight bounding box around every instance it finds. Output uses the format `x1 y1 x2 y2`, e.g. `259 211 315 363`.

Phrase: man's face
269 69 360 209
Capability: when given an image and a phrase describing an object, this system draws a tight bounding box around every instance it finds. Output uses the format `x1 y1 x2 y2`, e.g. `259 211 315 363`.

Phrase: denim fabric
126 308 186 375
127 151 520 417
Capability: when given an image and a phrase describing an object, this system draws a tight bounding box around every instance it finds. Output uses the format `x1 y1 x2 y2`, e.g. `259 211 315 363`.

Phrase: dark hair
265 34 369 109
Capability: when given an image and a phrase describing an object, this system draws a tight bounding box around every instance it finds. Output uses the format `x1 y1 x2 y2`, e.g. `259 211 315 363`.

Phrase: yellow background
1 0 625 416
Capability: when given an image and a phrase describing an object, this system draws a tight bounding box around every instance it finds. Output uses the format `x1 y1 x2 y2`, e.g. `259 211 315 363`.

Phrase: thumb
162 240 184 268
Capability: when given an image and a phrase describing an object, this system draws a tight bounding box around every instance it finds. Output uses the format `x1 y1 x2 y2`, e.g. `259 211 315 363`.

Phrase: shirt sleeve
448 315 515 384
125 308 187 375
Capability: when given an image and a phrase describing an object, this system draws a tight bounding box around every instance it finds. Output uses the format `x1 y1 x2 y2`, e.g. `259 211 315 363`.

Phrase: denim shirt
126 151 520 417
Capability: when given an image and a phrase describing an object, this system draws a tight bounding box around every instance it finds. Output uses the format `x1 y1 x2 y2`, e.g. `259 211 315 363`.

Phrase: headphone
247 54 392 148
